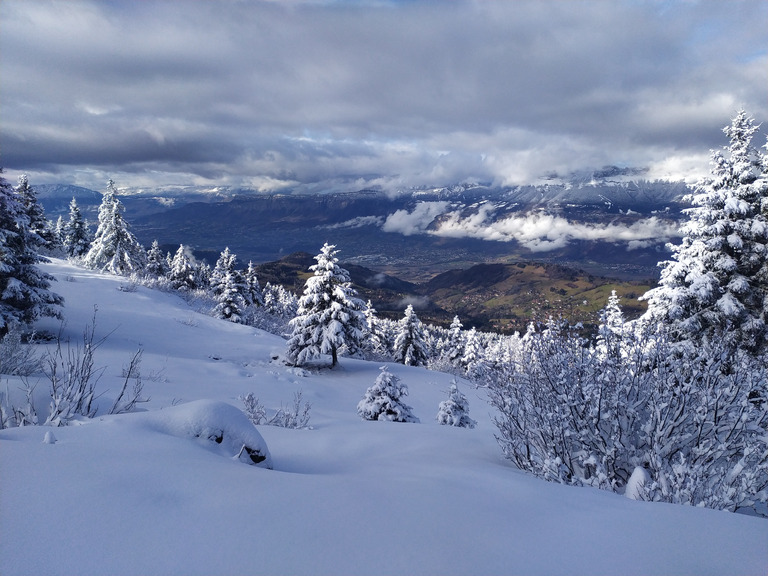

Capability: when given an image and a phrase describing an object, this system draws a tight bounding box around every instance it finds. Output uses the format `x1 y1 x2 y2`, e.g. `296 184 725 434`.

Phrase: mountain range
34 176 689 330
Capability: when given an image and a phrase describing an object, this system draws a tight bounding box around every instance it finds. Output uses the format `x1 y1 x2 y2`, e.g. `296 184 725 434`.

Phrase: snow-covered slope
1 260 765 576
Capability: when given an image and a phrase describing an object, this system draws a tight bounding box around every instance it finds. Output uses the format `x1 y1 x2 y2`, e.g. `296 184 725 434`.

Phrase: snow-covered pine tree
358 365 419 423
212 269 247 323
460 327 486 379
145 240 169 278
362 299 388 358
195 261 212 289
436 379 477 428
393 304 429 366
0 169 63 336
244 261 264 307
15 175 57 251
264 282 297 319
168 245 197 291
446 315 466 366
595 290 625 360
285 243 366 367
63 197 90 257
53 216 65 247
641 110 768 355
210 247 237 295
209 248 247 322
84 180 147 275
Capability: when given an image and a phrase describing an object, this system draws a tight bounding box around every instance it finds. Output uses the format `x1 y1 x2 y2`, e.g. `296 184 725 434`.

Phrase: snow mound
143 400 273 469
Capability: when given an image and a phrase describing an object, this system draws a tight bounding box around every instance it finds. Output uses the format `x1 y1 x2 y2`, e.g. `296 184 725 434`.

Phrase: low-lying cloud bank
381 202 678 252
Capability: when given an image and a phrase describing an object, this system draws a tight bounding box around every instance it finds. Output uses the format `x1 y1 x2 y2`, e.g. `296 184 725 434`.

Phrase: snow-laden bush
0 324 42 376
358 365 419 423
240 390 311 429
437 380 476 428
488 315 768 515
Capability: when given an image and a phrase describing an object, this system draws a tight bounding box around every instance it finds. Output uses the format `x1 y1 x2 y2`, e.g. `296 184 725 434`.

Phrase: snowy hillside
1 259 765 576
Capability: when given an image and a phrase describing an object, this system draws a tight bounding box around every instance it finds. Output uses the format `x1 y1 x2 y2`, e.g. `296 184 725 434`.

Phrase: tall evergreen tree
446 315 466 366
145 240 169 277
393 304 429 366
460 326 485 378
210 248 247 322
15 175 56 251
210 247 237 295
243 261 264 307
362 299 388 357
212 270 247 323
63 197 91 257
168 244 197 291
0 169 63 336
641 110 768 354
84 180 146 275
285 243 366 367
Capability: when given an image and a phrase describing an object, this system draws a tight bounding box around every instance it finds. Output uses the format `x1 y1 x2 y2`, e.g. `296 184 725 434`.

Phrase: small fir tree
168 245 197 290
63 197 91 257
437 379 476 428
285 243 366 367
244 261 264 307
358 365 419 423
460 327 485 377
84 180 146 275
393 304 429 366
15 175 56 251
212 270 247 323
446 315 466 365
362 299 388 357
145 240 169 278
210 247 237 295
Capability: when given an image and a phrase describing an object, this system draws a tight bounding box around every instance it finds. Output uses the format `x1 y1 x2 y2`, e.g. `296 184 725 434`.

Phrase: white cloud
432 210 679 252
381 202 450 236
323 216 385 230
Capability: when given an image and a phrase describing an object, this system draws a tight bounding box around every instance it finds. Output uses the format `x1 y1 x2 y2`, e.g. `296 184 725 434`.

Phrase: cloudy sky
1 0 766 193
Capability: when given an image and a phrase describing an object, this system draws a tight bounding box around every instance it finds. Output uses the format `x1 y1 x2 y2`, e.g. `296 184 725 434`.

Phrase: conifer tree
168 244 197 290
244 261 264 307
145 240 169 278
210 248 247 322
358 365 419 423
460 327 485 377
437 379 477 428
0 169 63 336
285 243 366 367
596 290 625 359
212 270 247 323
446 315 466 365
210 247 237 295
641 110 768 354
84 180 146 275
63 197 91 258
362 299 388 357
15 175 56 251
393 304 429 366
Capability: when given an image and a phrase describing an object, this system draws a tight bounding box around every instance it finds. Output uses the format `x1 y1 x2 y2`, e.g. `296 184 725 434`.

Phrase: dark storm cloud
1 0 766 191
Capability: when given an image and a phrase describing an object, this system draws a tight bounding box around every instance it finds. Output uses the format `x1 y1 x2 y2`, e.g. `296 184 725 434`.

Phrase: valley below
38 179 685 332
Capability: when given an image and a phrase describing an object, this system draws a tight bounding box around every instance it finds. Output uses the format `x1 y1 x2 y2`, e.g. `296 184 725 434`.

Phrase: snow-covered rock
143 400 272 469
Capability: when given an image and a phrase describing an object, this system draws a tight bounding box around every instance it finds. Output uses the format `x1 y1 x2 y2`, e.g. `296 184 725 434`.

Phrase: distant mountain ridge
34 177 688 284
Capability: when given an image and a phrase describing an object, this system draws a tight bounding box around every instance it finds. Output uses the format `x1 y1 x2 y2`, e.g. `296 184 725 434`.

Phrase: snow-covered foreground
1 260 765 576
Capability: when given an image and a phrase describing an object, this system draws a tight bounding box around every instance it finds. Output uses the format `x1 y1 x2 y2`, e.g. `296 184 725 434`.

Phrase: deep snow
1 259 765 576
